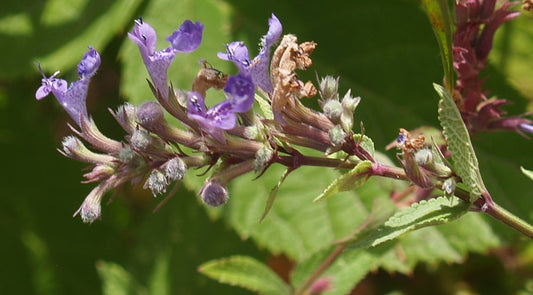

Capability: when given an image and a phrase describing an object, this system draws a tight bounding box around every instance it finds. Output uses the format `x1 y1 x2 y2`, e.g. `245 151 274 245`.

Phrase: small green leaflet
198 256 291 295
313 160 372 202
351 196 470 249
435 83 486 201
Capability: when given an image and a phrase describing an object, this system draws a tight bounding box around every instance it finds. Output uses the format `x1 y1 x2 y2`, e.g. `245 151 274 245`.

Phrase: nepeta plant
35 1 532 294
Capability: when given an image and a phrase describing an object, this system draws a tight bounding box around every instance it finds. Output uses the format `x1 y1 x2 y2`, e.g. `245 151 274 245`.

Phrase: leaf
255 93 274 120
435 83 487 201
352 196 470 249
520 166 533 182
227 165 370 261
421 0 454 89
96 261 147 295
198 256 291 295
2 0 143 78
313 160 372 202
260 168 290 222
353 134 375 157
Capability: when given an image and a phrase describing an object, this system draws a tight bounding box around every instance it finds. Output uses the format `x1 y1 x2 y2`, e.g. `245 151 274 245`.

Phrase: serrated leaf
421 0 454 89
226 165 370 261
353 196 470 249
96 261 147 295
313 160 372 202
521 166 533 182
353 134 375 157
435 83 487 201
198 256 291 295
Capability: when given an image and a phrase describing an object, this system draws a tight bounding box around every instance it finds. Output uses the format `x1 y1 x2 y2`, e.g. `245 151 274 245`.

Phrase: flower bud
130 128 151 151
113 103 137 134
136 101 165 131
310 277 332 295
61 136 115 164
254 146 274 170
164 157 187 181
328 125 346 146
145 169 168 196
74 184 107 224
415 148 433 166
200 180 229 207
318 76 339 101
323 100 342 122
119 146 134 163
340 90 360 132
442 177 457 196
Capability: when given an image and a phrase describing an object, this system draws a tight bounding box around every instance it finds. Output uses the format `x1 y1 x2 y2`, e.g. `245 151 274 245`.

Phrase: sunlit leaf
352 196 470 249
198 256 291 295
435 83 487 201
313 160 372 202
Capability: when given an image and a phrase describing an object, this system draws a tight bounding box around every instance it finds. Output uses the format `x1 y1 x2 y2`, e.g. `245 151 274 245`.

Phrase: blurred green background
1 0 532 294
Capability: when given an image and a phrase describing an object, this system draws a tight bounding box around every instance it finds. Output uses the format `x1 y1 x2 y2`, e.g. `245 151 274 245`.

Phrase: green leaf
260 168 290 222
435 83 487 201
227 165 370 261
520 166 533 182
421 0 454 89
96 261 147 295
255 93 274 120
198 256 291 295
3 0 143 78
353 196 470 249
313 160 372 202
353 134 375 157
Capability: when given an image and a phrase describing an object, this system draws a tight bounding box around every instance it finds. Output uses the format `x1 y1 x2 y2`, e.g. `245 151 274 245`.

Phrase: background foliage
1 0 532 294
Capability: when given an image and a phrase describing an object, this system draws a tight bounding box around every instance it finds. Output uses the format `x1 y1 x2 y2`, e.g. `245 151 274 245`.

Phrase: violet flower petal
224 73 255 113
249 14 282 93
166 20 204 52
217 41 251 72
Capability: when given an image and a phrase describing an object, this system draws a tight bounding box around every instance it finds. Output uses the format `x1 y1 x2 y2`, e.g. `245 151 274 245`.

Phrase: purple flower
224 72 255 112
128 18 204 99
166 20 203 52
187 73 255 142
36 46 101 127
187 91 236 142
218 14 282 93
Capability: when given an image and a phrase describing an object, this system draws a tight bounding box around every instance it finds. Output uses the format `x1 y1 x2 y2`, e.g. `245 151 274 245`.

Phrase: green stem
483 201 533 239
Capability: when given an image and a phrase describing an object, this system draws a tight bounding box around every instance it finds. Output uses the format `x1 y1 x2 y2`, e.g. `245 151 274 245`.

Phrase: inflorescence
36 2 529 224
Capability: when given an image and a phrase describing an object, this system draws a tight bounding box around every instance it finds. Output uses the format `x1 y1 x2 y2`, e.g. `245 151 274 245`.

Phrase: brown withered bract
398 128 425 152
192 60 228 98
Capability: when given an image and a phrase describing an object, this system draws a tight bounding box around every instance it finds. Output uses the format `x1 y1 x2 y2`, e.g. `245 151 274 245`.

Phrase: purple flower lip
166 20 204 52
218 14 282 94
187 73 255 142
